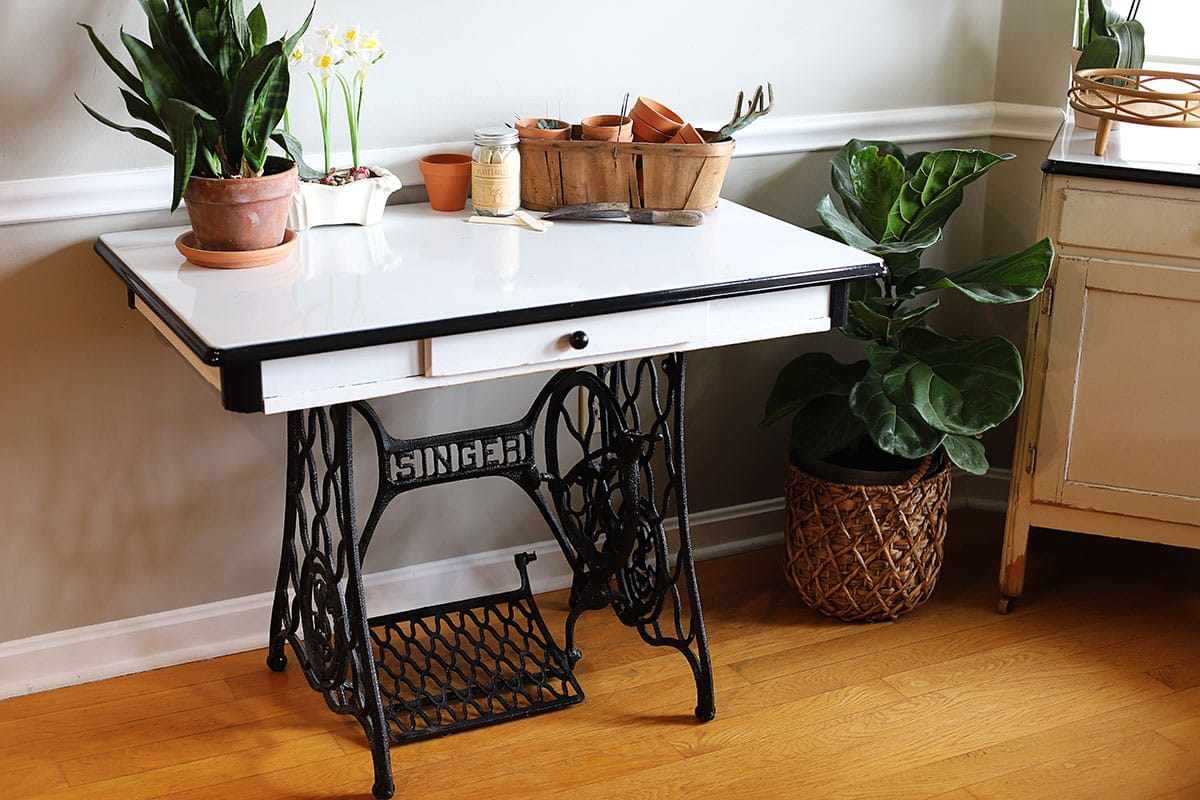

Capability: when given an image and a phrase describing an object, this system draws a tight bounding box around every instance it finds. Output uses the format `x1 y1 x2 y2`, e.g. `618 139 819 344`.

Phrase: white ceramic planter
288 167 402 230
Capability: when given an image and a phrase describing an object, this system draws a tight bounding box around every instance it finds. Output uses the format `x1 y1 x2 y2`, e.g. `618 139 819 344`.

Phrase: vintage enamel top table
96 200 882 798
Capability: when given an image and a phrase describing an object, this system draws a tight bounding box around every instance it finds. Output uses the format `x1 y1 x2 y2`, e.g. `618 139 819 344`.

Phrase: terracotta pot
182 157 298 251
631 96 684 142
580 114 633 142
667 122 706 145
419 153 472 211
515 118 572 140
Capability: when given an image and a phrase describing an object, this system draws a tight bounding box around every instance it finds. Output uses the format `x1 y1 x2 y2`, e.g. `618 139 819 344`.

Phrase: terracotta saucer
175 229 298 269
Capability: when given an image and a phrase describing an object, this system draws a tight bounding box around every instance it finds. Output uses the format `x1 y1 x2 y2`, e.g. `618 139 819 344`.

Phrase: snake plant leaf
283 5 316 56
78 24 145 99
192 9 220 66
239 48 289 175
763 352 867 426
878 329 1026 437
120 89 166 133
165 0 220 99
160 98 217 209
942 434 989 475
134 0 171 57
884 150 1014 243
930 238 1053 304
121 30 184 114
272 130 323 180
849 366 945 460
790 394 869 461
248 4 268 52
75 95 173 154
227 0 253 53
831 139 908 239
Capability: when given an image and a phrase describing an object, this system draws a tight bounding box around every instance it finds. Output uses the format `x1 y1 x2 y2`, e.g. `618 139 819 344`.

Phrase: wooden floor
3 509 1200 799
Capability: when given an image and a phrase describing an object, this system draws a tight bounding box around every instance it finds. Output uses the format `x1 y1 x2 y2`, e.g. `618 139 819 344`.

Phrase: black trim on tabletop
1042 157 1200 190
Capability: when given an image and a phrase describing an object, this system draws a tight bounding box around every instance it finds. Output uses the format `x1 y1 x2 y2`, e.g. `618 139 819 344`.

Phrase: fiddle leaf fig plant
77 0 316 211
763 139 1054 476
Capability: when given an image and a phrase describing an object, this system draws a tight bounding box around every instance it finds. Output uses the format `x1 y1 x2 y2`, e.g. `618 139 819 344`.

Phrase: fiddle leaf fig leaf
931 238 1053 304
881 329 1026 437
816 195 878 251
943 434 988 475
886 299 940 340
834 144 906 240
763 352 867 426
849 365 945 460
884 150 1013 243
790 394 868 461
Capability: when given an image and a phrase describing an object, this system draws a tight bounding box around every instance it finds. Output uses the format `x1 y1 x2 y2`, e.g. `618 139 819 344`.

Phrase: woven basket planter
783 455 951 622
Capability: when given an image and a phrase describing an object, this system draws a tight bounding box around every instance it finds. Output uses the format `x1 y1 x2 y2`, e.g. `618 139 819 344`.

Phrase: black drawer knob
568 330 589 350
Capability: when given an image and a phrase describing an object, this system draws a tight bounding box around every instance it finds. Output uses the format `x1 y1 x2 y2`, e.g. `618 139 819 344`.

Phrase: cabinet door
1031 256 1200 525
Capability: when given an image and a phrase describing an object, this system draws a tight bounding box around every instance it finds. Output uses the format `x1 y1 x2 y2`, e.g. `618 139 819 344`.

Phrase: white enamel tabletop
99 200 879 357
1050 115 1200 178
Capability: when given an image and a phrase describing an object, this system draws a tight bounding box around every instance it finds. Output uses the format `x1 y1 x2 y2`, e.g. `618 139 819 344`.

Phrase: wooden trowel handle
627 209 704 226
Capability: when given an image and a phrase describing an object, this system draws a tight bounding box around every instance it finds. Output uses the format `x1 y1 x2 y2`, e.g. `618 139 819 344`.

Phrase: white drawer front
424 304 709 377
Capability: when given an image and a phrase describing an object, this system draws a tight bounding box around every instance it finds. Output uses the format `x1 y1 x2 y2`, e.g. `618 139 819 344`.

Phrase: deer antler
706 83 774 142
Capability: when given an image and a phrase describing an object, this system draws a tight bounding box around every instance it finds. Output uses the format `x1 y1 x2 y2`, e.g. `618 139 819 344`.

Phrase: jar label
472 162 520 214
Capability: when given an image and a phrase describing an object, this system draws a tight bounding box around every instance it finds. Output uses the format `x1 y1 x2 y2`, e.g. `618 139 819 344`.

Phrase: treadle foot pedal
369 551 584 742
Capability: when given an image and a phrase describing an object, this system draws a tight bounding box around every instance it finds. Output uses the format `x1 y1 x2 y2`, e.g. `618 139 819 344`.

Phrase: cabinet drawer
424 304 708 377
1057 187 1200 261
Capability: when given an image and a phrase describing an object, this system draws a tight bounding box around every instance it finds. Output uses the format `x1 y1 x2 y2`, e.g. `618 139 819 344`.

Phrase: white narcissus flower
342 24 363 50
311 46 341 83
350 31 385 81
288 41 308 67
315 25 341 49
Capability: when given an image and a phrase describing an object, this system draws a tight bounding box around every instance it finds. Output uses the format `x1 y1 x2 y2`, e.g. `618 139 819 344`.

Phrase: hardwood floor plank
965 731 1199 800
3 511 1199 799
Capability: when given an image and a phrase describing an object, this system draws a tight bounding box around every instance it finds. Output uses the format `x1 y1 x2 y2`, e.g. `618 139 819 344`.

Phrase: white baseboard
0 497 786 700
0 103 1062 226
0 474 1015 700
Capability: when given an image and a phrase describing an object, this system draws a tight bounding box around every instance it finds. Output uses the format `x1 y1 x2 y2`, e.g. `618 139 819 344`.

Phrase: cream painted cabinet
1000 125 1200 612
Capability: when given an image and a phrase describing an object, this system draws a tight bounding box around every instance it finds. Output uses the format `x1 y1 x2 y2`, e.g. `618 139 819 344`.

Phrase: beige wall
0 0 1067 644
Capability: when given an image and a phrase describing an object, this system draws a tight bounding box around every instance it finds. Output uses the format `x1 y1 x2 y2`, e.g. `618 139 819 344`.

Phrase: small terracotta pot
182 157 298 251
515 118 572 140
419 153 472 211
668 122 706 145
631 96 684 142
580 114 633 142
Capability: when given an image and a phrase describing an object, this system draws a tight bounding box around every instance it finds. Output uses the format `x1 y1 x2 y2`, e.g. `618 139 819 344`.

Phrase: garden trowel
541 202 704 227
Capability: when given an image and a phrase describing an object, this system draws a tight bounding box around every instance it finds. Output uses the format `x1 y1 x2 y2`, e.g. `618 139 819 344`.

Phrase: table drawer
1057 186 1200 261
424 304 708 377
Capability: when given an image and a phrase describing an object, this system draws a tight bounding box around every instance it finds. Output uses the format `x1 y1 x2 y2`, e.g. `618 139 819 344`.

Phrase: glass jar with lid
471 126 521 217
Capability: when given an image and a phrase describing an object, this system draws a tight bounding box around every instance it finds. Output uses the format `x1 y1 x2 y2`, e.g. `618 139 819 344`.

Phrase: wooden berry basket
518 130 735 213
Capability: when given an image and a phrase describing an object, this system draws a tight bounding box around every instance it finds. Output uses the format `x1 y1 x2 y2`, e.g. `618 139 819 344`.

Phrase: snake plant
77 0 315 211
763 139 1054 475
